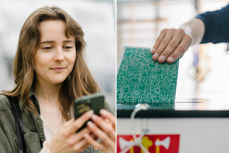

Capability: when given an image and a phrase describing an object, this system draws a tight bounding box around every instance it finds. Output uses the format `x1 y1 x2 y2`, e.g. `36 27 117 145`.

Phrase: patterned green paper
117 46 179 105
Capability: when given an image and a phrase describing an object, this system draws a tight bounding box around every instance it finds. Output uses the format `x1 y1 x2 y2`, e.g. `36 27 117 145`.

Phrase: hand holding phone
74 93 105 131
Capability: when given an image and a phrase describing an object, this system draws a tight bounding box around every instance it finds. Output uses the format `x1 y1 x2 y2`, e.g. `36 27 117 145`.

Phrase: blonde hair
2 6 99 120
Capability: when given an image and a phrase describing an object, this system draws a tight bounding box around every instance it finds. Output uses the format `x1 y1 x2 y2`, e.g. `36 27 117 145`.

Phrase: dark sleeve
0 95 16 153
0 121 14 153
195 4 229 43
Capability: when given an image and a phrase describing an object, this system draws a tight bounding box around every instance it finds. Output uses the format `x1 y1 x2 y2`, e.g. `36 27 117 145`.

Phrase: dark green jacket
0 94 105 153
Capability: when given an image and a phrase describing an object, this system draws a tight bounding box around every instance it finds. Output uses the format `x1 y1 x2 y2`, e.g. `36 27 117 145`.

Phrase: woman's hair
2 6 99 120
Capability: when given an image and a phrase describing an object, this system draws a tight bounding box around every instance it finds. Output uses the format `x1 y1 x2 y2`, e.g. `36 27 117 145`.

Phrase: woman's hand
46 110 93 153
84 109 116 153
151 28 192 63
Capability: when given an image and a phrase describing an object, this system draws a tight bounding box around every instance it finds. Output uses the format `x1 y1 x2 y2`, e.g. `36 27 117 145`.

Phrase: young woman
0 6 115 153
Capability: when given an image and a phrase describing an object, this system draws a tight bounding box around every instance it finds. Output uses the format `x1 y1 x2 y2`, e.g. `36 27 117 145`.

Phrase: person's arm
151 18 201 63
180 18 205 46
195 4 229 43
152 4 229 63
0 124 15 152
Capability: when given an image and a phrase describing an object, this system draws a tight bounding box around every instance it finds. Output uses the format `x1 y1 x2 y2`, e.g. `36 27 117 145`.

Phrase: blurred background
117 0 229 110
0 0 115 109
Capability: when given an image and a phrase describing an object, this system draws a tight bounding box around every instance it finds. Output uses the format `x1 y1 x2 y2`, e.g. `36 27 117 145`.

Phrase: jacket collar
19 90 41 114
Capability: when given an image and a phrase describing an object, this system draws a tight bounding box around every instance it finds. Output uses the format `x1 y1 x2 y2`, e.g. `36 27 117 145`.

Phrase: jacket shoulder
0 94 11 111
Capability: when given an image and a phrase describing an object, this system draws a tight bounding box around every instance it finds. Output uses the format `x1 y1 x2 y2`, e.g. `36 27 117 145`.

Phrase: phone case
74 93 105 131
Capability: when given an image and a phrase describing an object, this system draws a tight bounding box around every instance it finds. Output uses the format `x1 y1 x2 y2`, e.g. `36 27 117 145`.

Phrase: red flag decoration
117 134 180 153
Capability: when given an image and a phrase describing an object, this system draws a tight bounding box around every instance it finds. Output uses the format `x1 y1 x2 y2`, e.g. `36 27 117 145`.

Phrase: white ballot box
117 99 229 153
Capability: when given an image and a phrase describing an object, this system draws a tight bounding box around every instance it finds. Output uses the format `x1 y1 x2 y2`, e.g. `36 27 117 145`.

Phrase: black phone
74 93 105 131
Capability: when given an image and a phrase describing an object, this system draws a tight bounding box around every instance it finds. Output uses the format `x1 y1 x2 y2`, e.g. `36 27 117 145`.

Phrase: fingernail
100 109 107 115
151 48 156 53
159 56 166 62
153 53 159 60
87 121 94 127
168 57 174 62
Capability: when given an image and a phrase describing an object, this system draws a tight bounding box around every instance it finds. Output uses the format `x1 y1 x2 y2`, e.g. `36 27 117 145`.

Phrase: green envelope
117 46 179 105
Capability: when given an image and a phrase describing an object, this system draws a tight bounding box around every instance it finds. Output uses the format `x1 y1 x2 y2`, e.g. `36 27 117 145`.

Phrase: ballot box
117 98 229 153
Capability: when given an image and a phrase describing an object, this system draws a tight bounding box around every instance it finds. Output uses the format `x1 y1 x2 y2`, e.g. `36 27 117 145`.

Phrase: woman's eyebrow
40 40 55 44
40 40 74 44
63 40 74 43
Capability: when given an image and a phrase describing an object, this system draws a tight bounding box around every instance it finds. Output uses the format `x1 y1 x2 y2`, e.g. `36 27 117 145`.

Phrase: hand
46 110 93 153
84 109 116 153
151 28 192 63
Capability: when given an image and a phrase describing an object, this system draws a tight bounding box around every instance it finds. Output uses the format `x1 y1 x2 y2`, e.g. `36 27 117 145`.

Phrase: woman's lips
50 67 66 72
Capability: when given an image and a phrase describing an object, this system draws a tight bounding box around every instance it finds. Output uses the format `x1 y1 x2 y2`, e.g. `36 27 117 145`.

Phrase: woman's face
34 20 76 85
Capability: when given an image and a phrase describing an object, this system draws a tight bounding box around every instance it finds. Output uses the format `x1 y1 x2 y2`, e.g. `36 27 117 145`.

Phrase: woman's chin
49 77 67 85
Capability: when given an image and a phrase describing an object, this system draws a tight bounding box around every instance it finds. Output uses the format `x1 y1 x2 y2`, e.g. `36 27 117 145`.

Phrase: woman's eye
42 46 53 50
63 46 73 49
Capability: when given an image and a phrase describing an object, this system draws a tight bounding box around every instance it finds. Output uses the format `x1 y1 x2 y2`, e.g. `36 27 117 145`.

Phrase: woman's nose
54 47 64 61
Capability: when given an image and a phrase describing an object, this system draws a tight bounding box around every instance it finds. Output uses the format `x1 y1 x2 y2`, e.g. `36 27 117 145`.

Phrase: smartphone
74 93 105 131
